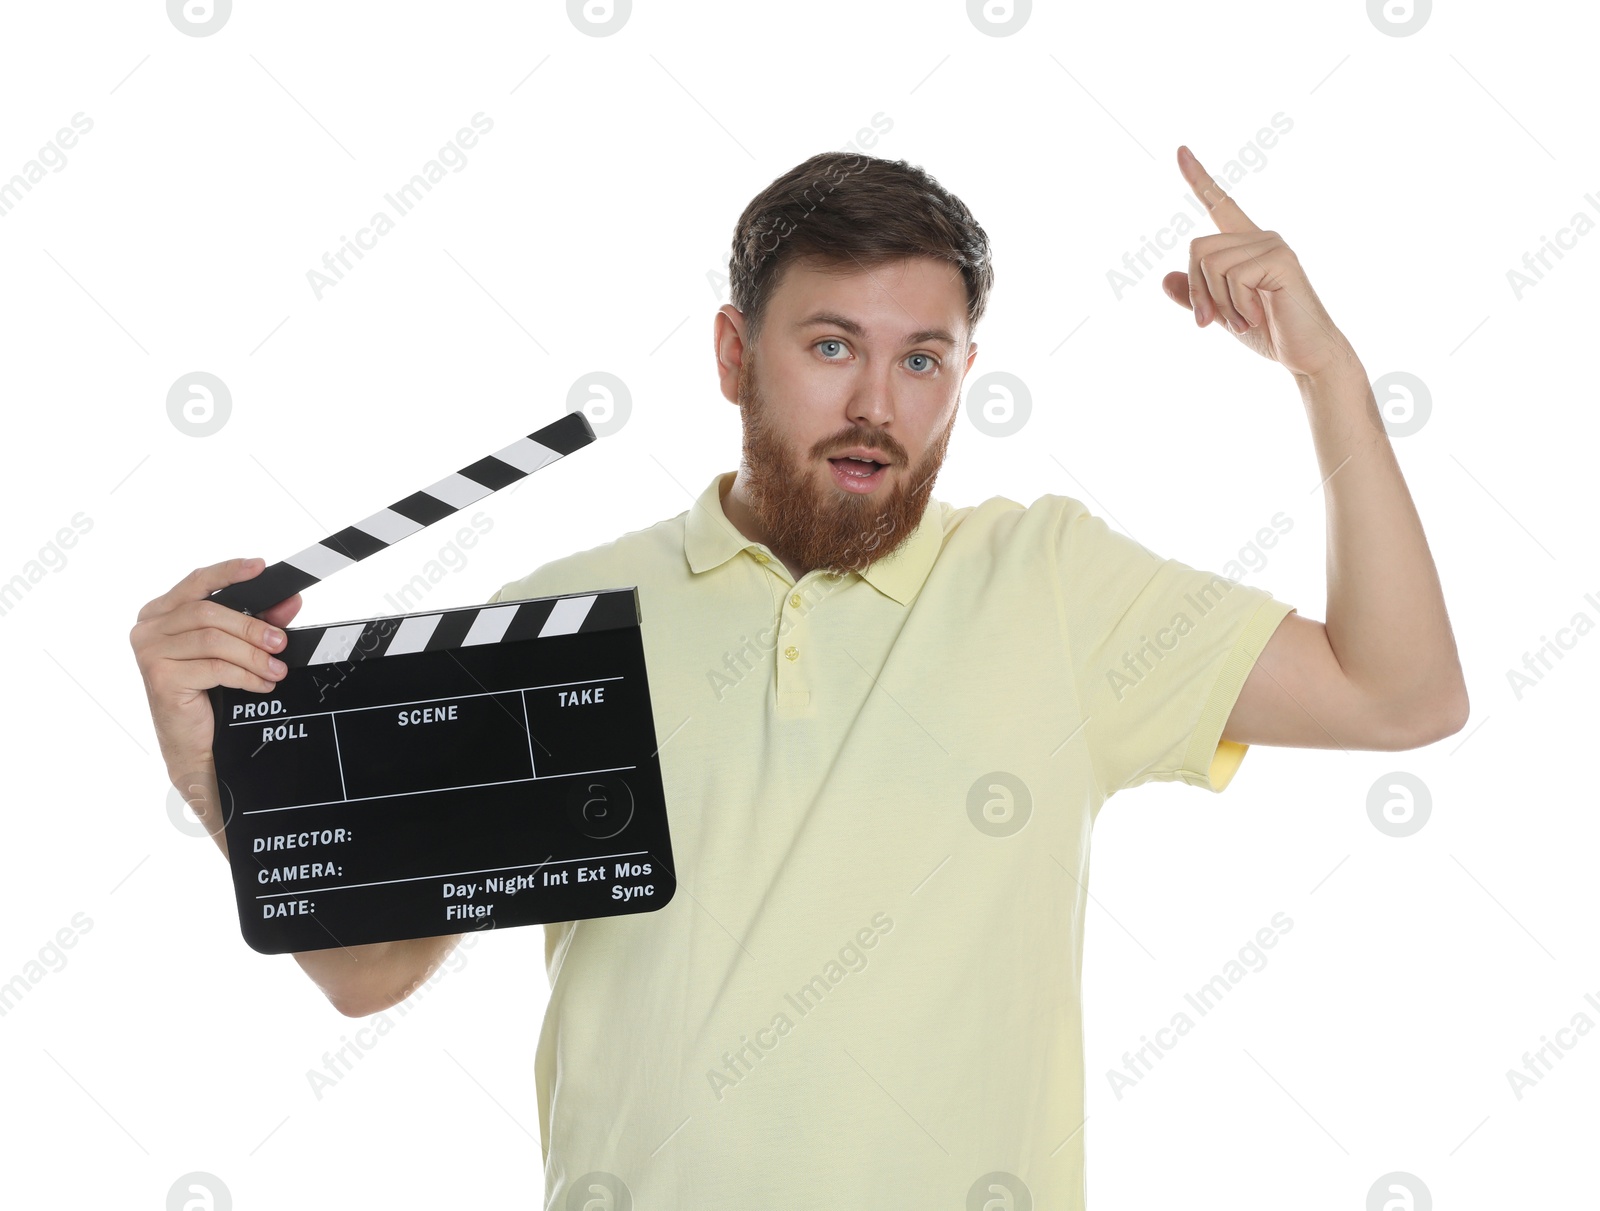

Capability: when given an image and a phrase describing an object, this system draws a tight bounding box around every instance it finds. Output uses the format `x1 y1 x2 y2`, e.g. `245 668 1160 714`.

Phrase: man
132 148 1467 1208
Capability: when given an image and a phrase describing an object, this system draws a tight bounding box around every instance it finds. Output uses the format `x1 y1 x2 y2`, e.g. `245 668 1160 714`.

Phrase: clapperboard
206 411 676 955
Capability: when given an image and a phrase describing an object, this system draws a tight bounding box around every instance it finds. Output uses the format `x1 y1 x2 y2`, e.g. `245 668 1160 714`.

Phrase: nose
846 363 897 431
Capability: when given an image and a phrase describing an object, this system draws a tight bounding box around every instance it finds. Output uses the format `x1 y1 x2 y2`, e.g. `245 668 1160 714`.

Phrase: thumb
1161 271 1193 310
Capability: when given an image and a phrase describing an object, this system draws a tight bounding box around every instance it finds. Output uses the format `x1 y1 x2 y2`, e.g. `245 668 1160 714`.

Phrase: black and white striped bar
211 410 595 617
280 588 641 668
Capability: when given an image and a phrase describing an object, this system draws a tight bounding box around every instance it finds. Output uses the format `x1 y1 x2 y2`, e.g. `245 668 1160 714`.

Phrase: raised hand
1161 144 1354 380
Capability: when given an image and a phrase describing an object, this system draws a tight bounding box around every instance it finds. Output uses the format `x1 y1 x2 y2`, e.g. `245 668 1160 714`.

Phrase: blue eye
814 340 937 373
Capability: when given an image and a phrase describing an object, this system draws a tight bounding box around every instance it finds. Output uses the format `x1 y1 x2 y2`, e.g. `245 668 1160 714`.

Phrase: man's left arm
1161 145 1469 753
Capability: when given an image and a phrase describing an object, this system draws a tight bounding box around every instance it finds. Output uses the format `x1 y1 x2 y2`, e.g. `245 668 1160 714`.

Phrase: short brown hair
727 152 994 350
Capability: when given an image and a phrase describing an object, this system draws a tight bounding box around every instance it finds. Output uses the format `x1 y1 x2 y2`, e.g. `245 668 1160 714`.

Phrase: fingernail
268 657 286 675
267 629 285 647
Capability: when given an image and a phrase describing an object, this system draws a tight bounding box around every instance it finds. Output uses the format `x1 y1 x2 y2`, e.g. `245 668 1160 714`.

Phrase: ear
714 305 748 405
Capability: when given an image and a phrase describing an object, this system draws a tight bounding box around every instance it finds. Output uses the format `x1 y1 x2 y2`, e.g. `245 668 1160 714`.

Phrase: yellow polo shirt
488 470 1295 1210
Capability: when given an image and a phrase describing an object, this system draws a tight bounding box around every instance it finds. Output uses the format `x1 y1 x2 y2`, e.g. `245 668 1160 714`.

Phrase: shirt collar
684 471 945 607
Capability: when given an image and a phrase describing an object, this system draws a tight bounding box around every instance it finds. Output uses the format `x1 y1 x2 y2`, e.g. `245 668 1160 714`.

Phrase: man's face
718 254 978 576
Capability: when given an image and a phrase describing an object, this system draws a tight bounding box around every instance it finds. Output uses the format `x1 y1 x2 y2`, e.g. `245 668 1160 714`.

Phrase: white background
1 0 1594 1207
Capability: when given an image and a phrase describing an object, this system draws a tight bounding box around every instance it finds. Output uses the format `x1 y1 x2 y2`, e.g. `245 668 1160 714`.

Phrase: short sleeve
1051 499 1296 798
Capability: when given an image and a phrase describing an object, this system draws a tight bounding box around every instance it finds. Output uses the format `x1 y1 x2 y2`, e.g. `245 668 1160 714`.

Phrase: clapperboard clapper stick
205 411 676 954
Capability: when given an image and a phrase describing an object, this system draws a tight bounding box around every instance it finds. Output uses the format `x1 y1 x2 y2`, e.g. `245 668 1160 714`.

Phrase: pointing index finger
1178 145 1260 234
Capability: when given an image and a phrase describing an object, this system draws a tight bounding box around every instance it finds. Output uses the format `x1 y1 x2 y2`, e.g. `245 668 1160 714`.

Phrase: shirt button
788 593 802 608
783 645 799 661
752 551 769 564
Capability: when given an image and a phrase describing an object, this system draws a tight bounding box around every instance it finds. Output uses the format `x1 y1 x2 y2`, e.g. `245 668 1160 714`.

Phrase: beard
736 353 957 576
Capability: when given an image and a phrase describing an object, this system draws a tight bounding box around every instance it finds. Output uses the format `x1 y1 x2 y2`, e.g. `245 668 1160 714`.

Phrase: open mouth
827 454 889 492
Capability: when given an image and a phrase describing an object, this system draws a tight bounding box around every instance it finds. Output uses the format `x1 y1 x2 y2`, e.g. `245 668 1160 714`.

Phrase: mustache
813 432 905 463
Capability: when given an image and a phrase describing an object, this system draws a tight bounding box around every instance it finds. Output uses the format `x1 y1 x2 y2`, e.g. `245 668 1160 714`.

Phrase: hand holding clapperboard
198 411 675 954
